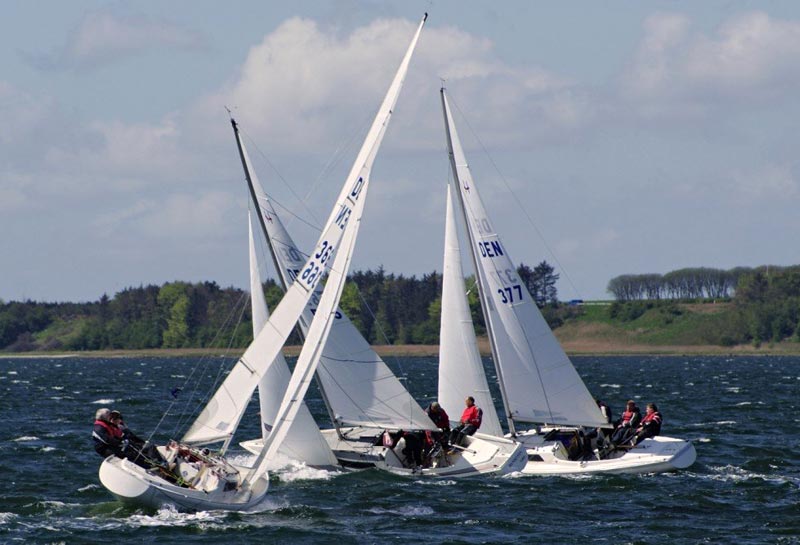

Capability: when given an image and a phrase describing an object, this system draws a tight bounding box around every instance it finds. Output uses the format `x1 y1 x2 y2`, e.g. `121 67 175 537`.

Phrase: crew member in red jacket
632 403 662 445
449 396 483 448
611 399 641 445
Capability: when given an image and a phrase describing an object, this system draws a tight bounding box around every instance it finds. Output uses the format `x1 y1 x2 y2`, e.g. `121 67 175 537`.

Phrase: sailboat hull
513 431 697 475
99 456 269 511
243 427 527 477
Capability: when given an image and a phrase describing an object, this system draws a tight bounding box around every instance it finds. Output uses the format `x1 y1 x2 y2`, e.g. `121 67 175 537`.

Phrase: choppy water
1 355 798 544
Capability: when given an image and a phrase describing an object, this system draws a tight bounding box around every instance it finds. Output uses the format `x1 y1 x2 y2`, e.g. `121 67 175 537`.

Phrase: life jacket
93 419 122 440
641 411 662 431
620 408 639 426
461 406 482 428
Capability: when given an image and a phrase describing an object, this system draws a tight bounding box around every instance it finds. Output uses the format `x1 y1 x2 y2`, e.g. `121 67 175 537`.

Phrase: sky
2 0 800 303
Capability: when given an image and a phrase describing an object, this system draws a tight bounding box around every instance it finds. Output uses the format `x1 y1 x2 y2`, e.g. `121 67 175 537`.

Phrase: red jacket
427 407 450 429
460 405 482 428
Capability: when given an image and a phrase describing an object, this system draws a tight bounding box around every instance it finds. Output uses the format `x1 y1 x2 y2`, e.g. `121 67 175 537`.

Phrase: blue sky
2 1 800 302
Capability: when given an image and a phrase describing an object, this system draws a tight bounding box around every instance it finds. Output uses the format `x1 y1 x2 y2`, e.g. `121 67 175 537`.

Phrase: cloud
196 17 586 154
622 11 800 115
23 10 208 71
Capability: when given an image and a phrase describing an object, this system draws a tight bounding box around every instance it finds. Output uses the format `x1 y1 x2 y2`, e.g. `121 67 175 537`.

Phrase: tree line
0 262 561 352
606 267 757 301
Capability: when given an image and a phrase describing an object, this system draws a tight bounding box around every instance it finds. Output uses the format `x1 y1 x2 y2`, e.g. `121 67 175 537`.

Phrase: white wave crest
40 446 57 452
414 479 457 486
706 464 790 485
92 399 115 405
368 505 434 516
77 484 100 492
274 460 337 483
0 512 16 524
127 504 226 527
13 436 39 442
599 383 621 389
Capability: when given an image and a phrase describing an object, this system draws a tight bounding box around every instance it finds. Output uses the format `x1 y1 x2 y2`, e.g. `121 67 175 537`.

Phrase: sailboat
439 87 697 475
231 41 525 479
96 14 429 511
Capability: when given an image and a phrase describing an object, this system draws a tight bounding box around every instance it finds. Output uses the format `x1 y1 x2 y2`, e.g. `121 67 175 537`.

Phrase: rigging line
238 108 372 233
180 289 251 438
173 289 251 439
315 362 424 429
238 127 318 227
348 273 415 396
150 286 248 443
172 289 248 433
447 93 584 301
263 195 322 233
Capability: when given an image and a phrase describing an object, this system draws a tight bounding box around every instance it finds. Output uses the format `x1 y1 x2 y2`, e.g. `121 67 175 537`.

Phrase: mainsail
181 13 430 447
245 13 430 481
438 184 503 436
440 88 606 429
248 212 338 466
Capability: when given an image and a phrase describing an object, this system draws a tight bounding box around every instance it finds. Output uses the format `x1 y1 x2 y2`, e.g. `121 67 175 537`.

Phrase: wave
13 436 39 442
705 464 794 485
126 504 227 527
91 399 116 405
226 452 339 483
274 461 338 483
0 512 16 524
413 479 457 486
367 505 435 516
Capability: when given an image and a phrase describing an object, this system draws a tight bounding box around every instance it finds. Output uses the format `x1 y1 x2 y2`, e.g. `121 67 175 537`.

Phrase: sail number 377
497 285 523 304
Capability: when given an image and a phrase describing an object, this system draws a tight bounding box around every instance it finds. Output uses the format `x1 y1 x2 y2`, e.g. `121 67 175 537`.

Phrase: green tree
158 283 192 348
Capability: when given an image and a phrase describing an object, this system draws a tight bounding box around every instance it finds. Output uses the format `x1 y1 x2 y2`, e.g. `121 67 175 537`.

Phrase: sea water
0 355 798 544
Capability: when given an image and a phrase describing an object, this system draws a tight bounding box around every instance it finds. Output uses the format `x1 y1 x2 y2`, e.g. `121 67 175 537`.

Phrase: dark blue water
1 355 798 544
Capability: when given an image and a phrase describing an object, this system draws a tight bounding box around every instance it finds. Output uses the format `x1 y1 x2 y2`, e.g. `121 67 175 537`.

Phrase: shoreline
1 339 799 358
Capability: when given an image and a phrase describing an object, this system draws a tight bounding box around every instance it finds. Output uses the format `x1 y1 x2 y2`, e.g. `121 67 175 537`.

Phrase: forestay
441 89 606 429
246 13 430 481
248 212 338 466
236 119 434 432
438 184 503 436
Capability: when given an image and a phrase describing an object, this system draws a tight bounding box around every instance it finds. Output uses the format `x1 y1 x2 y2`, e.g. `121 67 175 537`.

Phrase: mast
228 116 342 437
439 87 517 435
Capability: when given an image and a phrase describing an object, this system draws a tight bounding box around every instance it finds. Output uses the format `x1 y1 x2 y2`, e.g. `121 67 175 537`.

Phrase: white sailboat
439 87 696 475
98 138 368 510
96 15 431 510
232 22 525 477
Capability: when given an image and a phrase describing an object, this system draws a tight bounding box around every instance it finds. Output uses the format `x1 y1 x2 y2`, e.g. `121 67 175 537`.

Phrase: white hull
514 430 697 475
242 427 527 477
99 456 269 511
